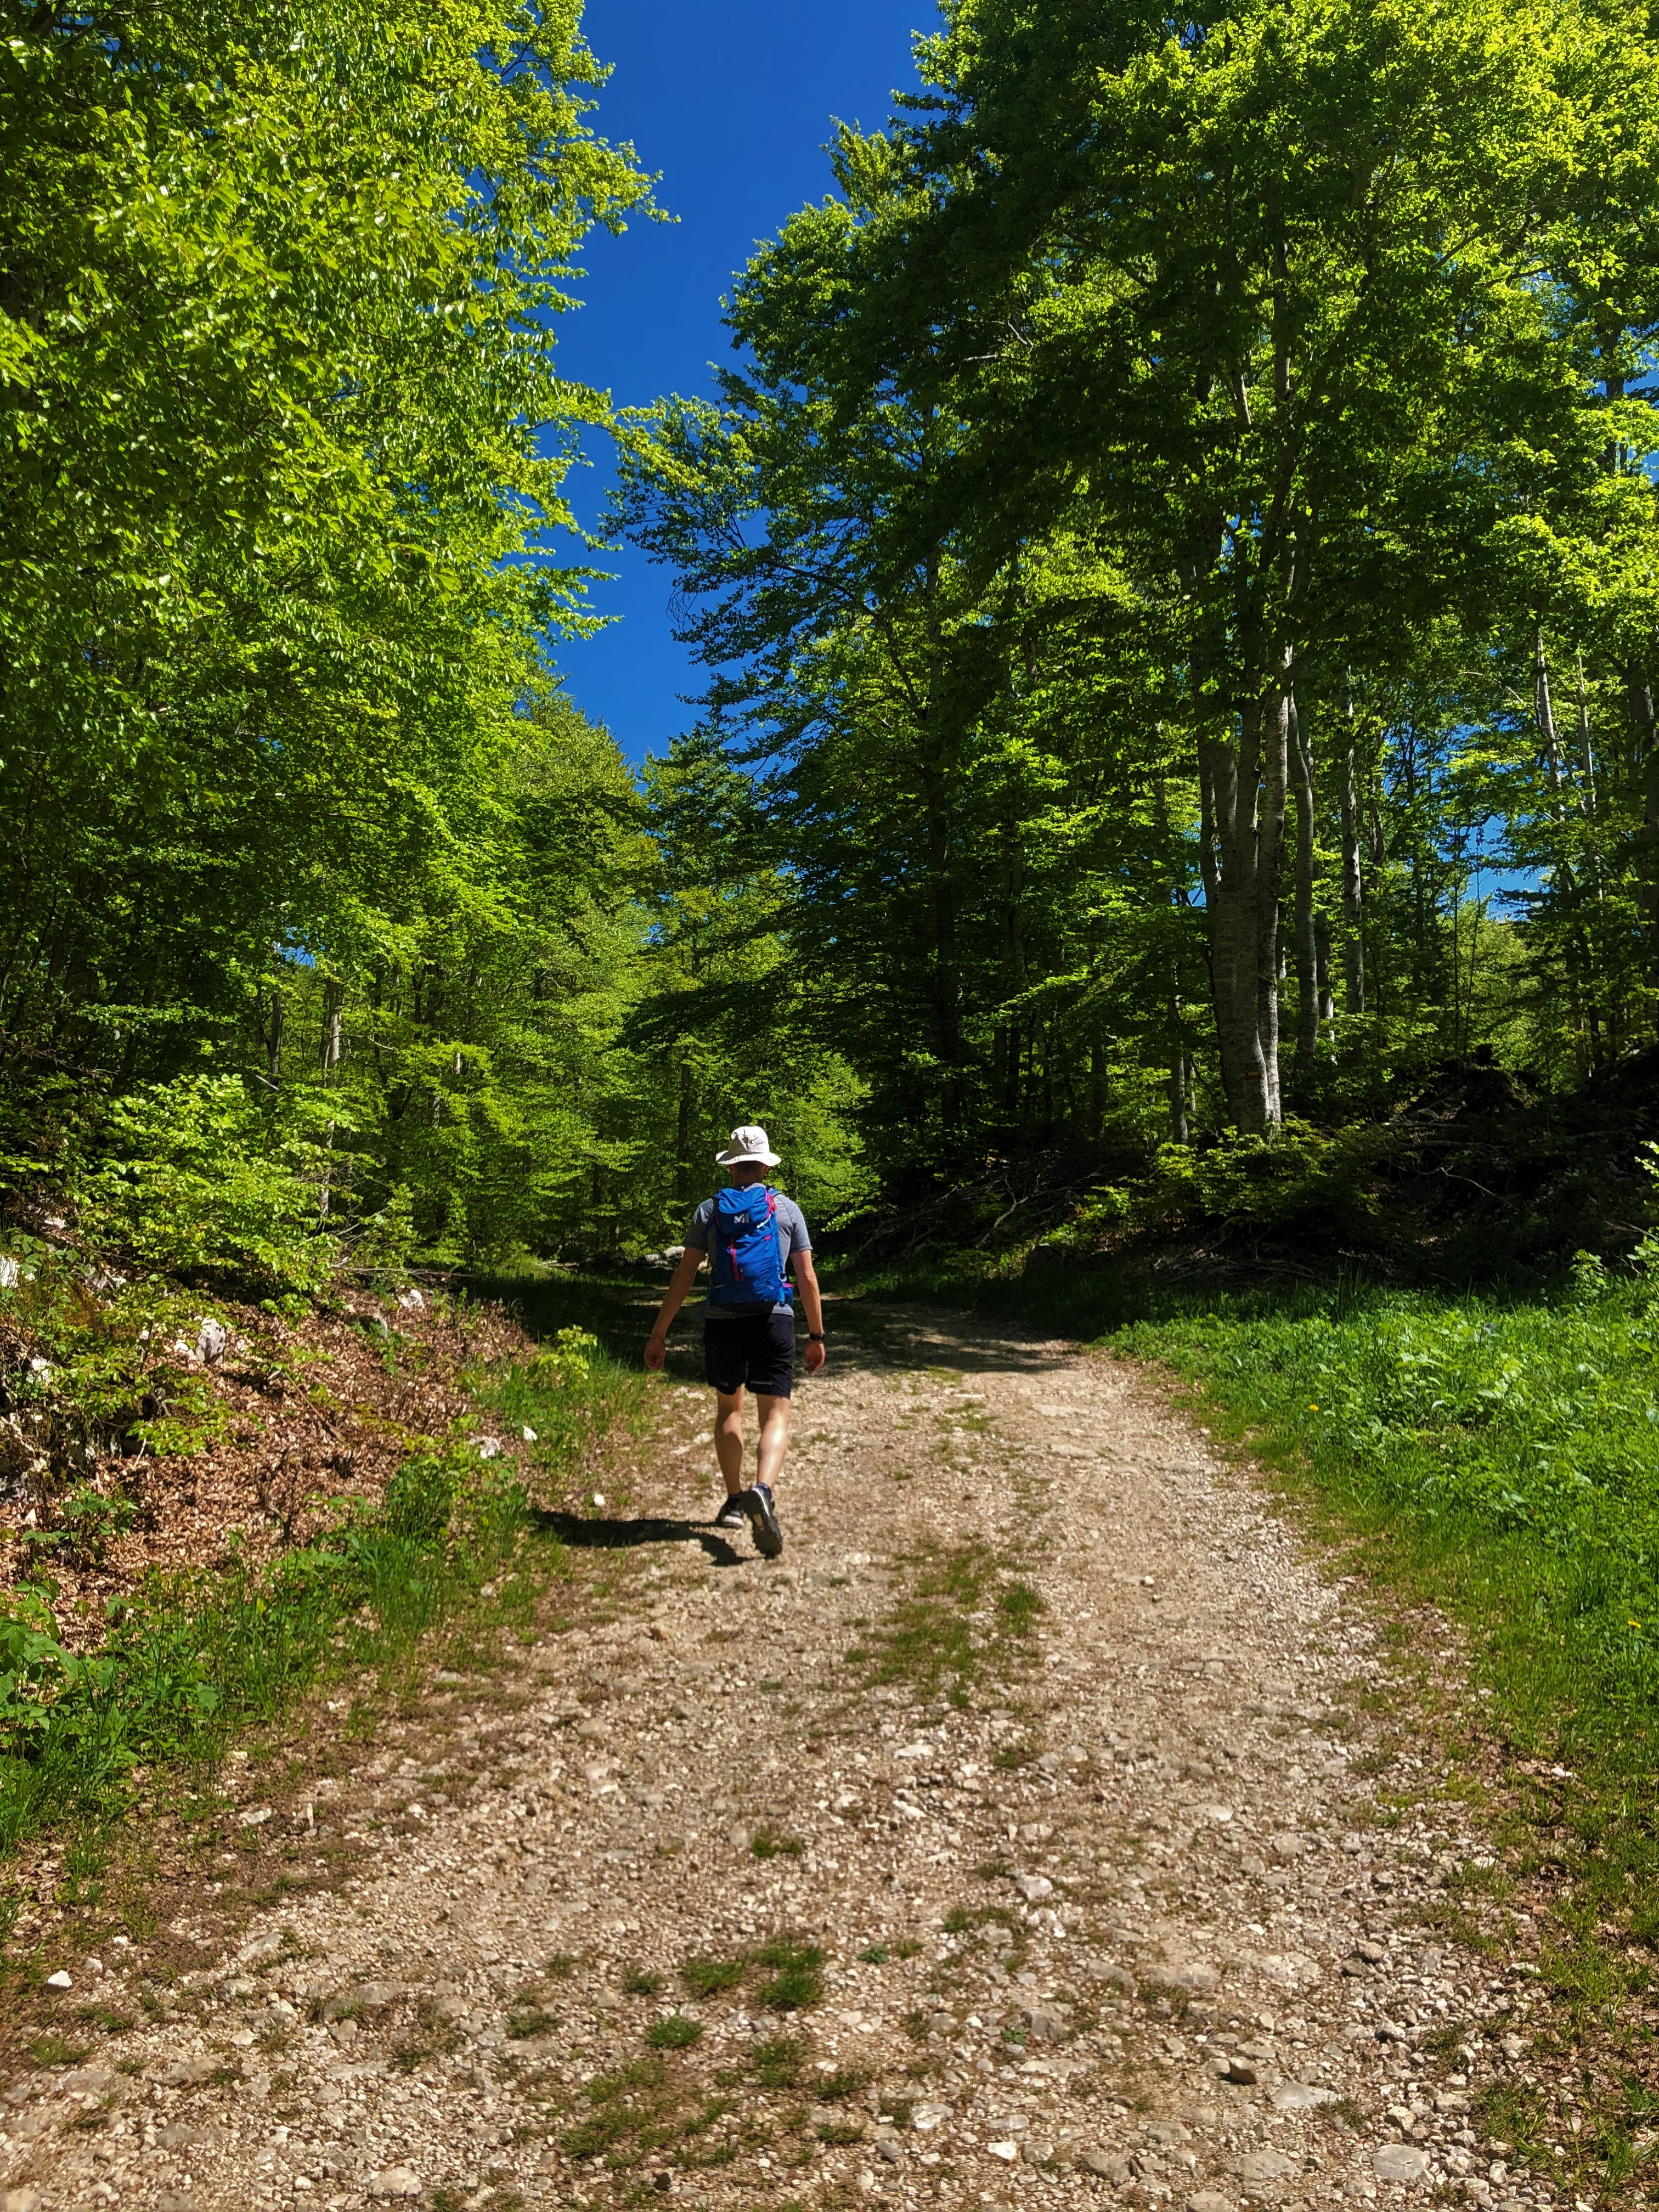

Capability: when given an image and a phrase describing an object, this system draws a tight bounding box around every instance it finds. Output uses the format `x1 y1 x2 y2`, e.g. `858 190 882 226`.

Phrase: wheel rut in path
13 1307 1528 2212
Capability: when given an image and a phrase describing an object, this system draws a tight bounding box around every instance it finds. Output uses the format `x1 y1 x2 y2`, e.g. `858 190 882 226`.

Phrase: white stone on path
1270 2080 1339 2111
1372 2141 1431 2183
1239 2147 1299 2181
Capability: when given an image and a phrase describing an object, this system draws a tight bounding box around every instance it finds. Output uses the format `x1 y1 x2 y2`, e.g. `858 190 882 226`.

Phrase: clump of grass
817 2120 864 2145
751 1828 805 1860
755 1939 824 2010
29 2033 89 2066
850 1542 1045 1707
812 2063 869 2102
646 2015 703 2050
681 1954 747 1999
623 1966 664 1996
563 2054 674 2162
753 2033 809 2087
996 1582 1043 1632
858 1944 890 1963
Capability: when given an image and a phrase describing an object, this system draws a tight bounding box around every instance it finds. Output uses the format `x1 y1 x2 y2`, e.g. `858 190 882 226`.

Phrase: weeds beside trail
851 1250 1659 2188
0 1317 651 1916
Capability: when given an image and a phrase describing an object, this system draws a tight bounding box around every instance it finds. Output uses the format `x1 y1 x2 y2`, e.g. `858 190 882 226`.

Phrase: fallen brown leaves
0 1289 535 1645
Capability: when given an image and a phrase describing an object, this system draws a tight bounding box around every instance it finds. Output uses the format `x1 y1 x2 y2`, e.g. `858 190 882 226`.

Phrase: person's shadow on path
532 1507 746 1568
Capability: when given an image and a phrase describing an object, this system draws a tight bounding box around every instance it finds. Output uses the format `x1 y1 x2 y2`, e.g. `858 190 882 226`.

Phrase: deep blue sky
550 1 927 764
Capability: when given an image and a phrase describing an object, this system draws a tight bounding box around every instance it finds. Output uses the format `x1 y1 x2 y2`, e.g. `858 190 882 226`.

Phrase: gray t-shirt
685 1189 811 1321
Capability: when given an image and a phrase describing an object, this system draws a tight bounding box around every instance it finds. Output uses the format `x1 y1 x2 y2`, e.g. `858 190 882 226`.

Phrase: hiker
643 1124 825 1557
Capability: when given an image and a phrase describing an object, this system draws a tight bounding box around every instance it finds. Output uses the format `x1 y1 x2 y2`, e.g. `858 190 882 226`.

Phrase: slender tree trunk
320 979 343 1070
675 1053 692 1207
1630 668 1659 1005
1289 691 1318 1072
997 828 1025 1124
1204 676 1287 1135
1539 624 1593 1079
266 988 285 1082
1204 721 1264 1128
1255 662 1290 1125
1338 690 1365 1014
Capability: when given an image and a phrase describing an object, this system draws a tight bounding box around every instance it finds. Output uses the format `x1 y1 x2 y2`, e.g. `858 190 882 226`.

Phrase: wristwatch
808 1331 825 1341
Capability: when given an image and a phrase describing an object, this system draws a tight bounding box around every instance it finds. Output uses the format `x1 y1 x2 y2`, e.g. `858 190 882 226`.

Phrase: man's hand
803 1336 827 1376
644 1332 668 1372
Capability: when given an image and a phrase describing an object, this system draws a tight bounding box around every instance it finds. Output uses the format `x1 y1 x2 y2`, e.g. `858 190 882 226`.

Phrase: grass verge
0 1318 651 1940
850 1250 1659 2204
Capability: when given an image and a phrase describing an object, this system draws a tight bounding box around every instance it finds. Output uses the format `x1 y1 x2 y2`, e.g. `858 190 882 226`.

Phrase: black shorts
703 1312 796 1398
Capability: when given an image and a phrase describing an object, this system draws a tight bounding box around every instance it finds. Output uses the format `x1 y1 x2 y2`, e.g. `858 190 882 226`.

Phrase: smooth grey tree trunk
1200 659 1291 1134
1338 693 1365 1014
1289 692 1319 1071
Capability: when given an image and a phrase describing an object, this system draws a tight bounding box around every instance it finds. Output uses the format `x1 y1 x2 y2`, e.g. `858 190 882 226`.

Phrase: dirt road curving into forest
4 1308 1550 2212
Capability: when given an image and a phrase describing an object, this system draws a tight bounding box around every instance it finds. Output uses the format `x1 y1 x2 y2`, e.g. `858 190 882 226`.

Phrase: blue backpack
709 1184 793 1308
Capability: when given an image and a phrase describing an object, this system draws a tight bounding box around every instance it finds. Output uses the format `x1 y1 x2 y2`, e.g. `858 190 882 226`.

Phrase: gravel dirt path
3 1308 1547 2212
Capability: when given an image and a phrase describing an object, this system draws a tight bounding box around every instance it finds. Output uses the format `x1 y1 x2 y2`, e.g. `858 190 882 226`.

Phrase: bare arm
644 1246 705 1370
794 1250 826 1373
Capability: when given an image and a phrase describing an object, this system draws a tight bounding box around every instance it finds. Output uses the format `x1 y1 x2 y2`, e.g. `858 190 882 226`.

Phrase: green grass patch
755 1940 825 2010
851 1541 1042 1706
0 1321 649 1897
812 2063 870 2101
681 1954 748 1999
751 1827 805 1859
752 2032 809 2088
646 2015 704 2050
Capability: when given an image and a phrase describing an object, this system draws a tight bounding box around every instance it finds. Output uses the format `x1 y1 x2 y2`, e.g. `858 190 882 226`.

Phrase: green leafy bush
81 1075 347 1293
1122 1277 1659 1732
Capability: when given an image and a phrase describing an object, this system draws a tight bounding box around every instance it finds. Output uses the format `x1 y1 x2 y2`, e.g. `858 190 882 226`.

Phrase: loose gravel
0 1308 1550 2212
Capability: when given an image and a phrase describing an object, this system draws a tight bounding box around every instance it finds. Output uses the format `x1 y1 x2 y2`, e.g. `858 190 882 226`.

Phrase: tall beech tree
622 0 1659 1173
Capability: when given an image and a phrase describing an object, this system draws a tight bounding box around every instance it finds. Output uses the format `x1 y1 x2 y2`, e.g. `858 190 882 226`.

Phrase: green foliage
0 0 680 1271
645 2015 704 2050
0 1333 646 1856
83 1076 343 1293
752 2033 809 2089
1121 1280 1659 1742
617 0 1659 1176
753 1940 825 2010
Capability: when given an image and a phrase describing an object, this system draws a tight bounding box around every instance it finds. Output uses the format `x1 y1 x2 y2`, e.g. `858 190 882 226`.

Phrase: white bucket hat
715 1122 781 1167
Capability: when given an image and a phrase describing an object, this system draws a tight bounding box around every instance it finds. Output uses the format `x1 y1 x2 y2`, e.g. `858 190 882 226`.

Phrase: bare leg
714 1389 746 1496
754 1393 790 1491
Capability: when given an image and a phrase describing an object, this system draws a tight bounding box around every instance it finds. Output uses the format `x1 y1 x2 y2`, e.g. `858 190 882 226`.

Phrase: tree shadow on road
532 1507 747 1568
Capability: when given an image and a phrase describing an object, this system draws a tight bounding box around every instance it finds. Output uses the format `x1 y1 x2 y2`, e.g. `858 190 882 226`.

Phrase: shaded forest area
8 0 1659 1289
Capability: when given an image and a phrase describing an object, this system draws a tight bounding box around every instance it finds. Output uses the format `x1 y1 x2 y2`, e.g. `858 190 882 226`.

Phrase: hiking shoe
743 1482 783 1559
713 1493 746 1531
